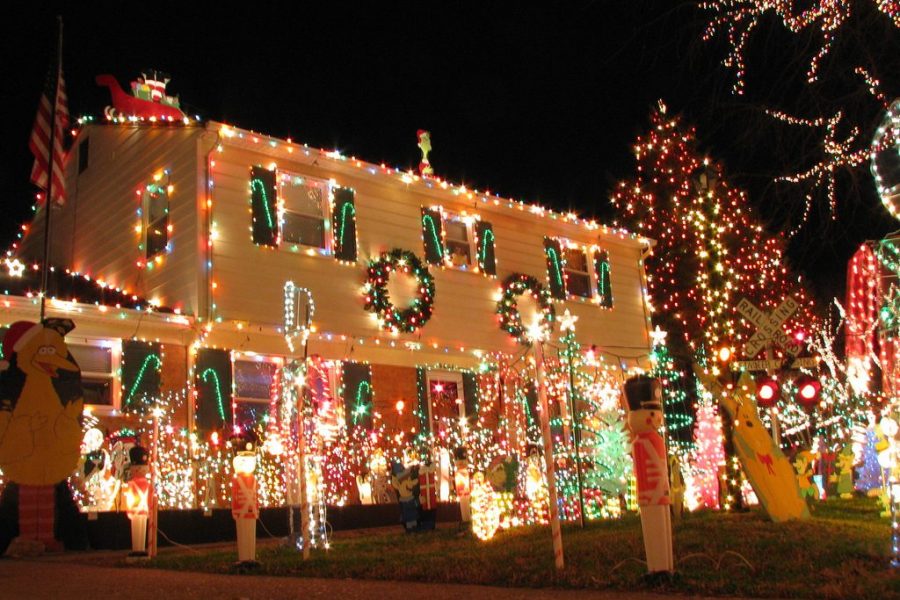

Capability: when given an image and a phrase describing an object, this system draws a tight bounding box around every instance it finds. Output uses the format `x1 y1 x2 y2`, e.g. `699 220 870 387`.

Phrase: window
421 207 497 274
69 340 121 410
564 246 592 299
444 217 473 267
425 370 465 437
142 180 170 260
280 173 329 251
233 356 281 432
545 238 614 306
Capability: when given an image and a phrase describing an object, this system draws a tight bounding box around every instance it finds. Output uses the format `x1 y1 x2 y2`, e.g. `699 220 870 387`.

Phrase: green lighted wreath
496 273 555 345
363 249 436 333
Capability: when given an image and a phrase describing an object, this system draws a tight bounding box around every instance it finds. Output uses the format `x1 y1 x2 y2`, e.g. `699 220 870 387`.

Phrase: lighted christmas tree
855 425 886 495
650 330 694 455
611 103 817 361
582 408 632 500
691 400 725 509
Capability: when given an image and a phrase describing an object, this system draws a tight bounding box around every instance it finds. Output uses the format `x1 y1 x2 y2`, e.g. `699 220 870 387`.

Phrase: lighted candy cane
284 281 315 353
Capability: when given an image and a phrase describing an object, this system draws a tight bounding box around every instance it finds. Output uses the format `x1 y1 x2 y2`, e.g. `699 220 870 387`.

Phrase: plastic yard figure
231 442 258 564
694 367 809 522
835 445 856 498
391 461 421 532
793 450 820 503
123 446 151 556
0 319 83 555
623 375 674 574
454 447 471 523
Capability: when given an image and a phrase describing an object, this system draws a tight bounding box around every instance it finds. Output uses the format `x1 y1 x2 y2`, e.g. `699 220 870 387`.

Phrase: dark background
2 2 897 304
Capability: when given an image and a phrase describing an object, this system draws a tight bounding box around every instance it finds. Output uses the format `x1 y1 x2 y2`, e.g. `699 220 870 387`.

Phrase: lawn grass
145 497 899 599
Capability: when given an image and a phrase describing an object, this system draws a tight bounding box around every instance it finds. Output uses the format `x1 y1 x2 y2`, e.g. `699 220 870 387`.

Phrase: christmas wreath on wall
363 249 436 333
496 273 555 344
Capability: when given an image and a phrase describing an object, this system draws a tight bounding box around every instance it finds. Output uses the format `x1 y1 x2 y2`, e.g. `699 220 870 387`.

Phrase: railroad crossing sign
731 356 819 372
737 296 803 358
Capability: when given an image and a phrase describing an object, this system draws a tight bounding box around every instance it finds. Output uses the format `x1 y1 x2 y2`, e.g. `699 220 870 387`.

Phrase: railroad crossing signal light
795 375 821 407
756 378 780 408
716 346 733 364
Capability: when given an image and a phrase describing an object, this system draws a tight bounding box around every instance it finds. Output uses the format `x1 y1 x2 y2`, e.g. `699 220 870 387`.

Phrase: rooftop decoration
96 70 187 122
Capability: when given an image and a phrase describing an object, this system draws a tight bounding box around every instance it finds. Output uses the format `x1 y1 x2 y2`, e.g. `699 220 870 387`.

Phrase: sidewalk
0 557 717 600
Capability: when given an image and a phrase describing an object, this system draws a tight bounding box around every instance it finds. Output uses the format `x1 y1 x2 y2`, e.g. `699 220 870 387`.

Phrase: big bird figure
693 366 809 522
0 319 84 553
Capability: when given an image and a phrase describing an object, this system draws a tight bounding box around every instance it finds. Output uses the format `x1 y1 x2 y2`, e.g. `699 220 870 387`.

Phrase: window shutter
121 340 162 414
475 221 497 275
250 166 278 247
462 372 479 419
593 248 613 308
416 367 430 434
524 381 539 433
543 237 566 299
194 348 233 431
421 207 444 265
342 362 373 430
332 187 357 261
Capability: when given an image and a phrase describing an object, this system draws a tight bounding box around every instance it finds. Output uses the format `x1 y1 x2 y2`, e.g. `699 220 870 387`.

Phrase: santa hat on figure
0 321 45 371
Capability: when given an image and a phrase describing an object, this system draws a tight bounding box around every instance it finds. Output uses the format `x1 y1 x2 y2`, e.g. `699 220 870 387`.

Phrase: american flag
28 57 69 206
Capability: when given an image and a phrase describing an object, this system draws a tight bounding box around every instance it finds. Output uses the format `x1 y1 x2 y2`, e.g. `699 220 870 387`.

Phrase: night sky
2 2 897 304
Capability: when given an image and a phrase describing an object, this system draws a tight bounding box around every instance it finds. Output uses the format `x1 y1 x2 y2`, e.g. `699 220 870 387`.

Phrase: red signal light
756 378 780 408
795 376 821 407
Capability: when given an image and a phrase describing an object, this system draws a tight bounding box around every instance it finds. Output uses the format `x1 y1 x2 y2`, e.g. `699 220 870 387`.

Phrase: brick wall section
160 343 189 428
370 364 419 440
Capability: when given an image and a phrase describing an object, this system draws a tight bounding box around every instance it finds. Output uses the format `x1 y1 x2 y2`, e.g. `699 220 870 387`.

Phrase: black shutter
342 362 373 430
475 221 497 276
543 237 566 299
462 372 479 420
250 166 278 247
194 348 233 431
421 207 444 264
524 381 539 432
121 340 162 413
416 367 429 433
593 248 613 308
332 187 357 261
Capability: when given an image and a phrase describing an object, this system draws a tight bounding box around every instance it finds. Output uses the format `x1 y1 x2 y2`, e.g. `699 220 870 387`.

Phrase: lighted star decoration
4 258 25 278
649 326 668 347
559 309 579 332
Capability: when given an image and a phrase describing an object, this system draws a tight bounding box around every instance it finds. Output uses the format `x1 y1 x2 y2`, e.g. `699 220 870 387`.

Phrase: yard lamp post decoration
123 445 151 558
624 374 675 575
494 272 563 568
232 440 259 566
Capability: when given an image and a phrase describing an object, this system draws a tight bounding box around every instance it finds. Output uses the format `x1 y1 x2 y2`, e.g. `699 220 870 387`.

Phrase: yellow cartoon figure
793 450 820 503
694 367 809 522
0 319 83 552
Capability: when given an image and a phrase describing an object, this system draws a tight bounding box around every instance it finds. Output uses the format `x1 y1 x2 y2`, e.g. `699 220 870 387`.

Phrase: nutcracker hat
0 320 43 371
624 375 662 412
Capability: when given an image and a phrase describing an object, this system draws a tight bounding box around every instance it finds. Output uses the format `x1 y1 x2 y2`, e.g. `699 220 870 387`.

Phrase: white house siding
18 124 207 316
207 127 652 369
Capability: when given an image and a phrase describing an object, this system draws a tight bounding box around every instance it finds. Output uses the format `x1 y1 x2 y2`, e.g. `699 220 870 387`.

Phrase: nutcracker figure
624 375 674 574
123 446 151 556
454 447 471 523
231 441 258 564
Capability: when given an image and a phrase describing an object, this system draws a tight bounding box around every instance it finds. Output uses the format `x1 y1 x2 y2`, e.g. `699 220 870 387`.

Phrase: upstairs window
563 246 592 299
545 238 614 306
280 173 330 251
143 177 170 260
421 207 496 275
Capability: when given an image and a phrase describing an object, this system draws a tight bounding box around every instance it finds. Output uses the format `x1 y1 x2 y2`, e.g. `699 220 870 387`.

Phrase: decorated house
3 74 654 515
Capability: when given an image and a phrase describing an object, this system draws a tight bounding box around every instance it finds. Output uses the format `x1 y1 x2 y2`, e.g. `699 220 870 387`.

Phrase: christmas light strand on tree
612 104 817 360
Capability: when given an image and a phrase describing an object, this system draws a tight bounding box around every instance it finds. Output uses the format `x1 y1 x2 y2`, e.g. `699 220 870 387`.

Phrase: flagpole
39 16 63 321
